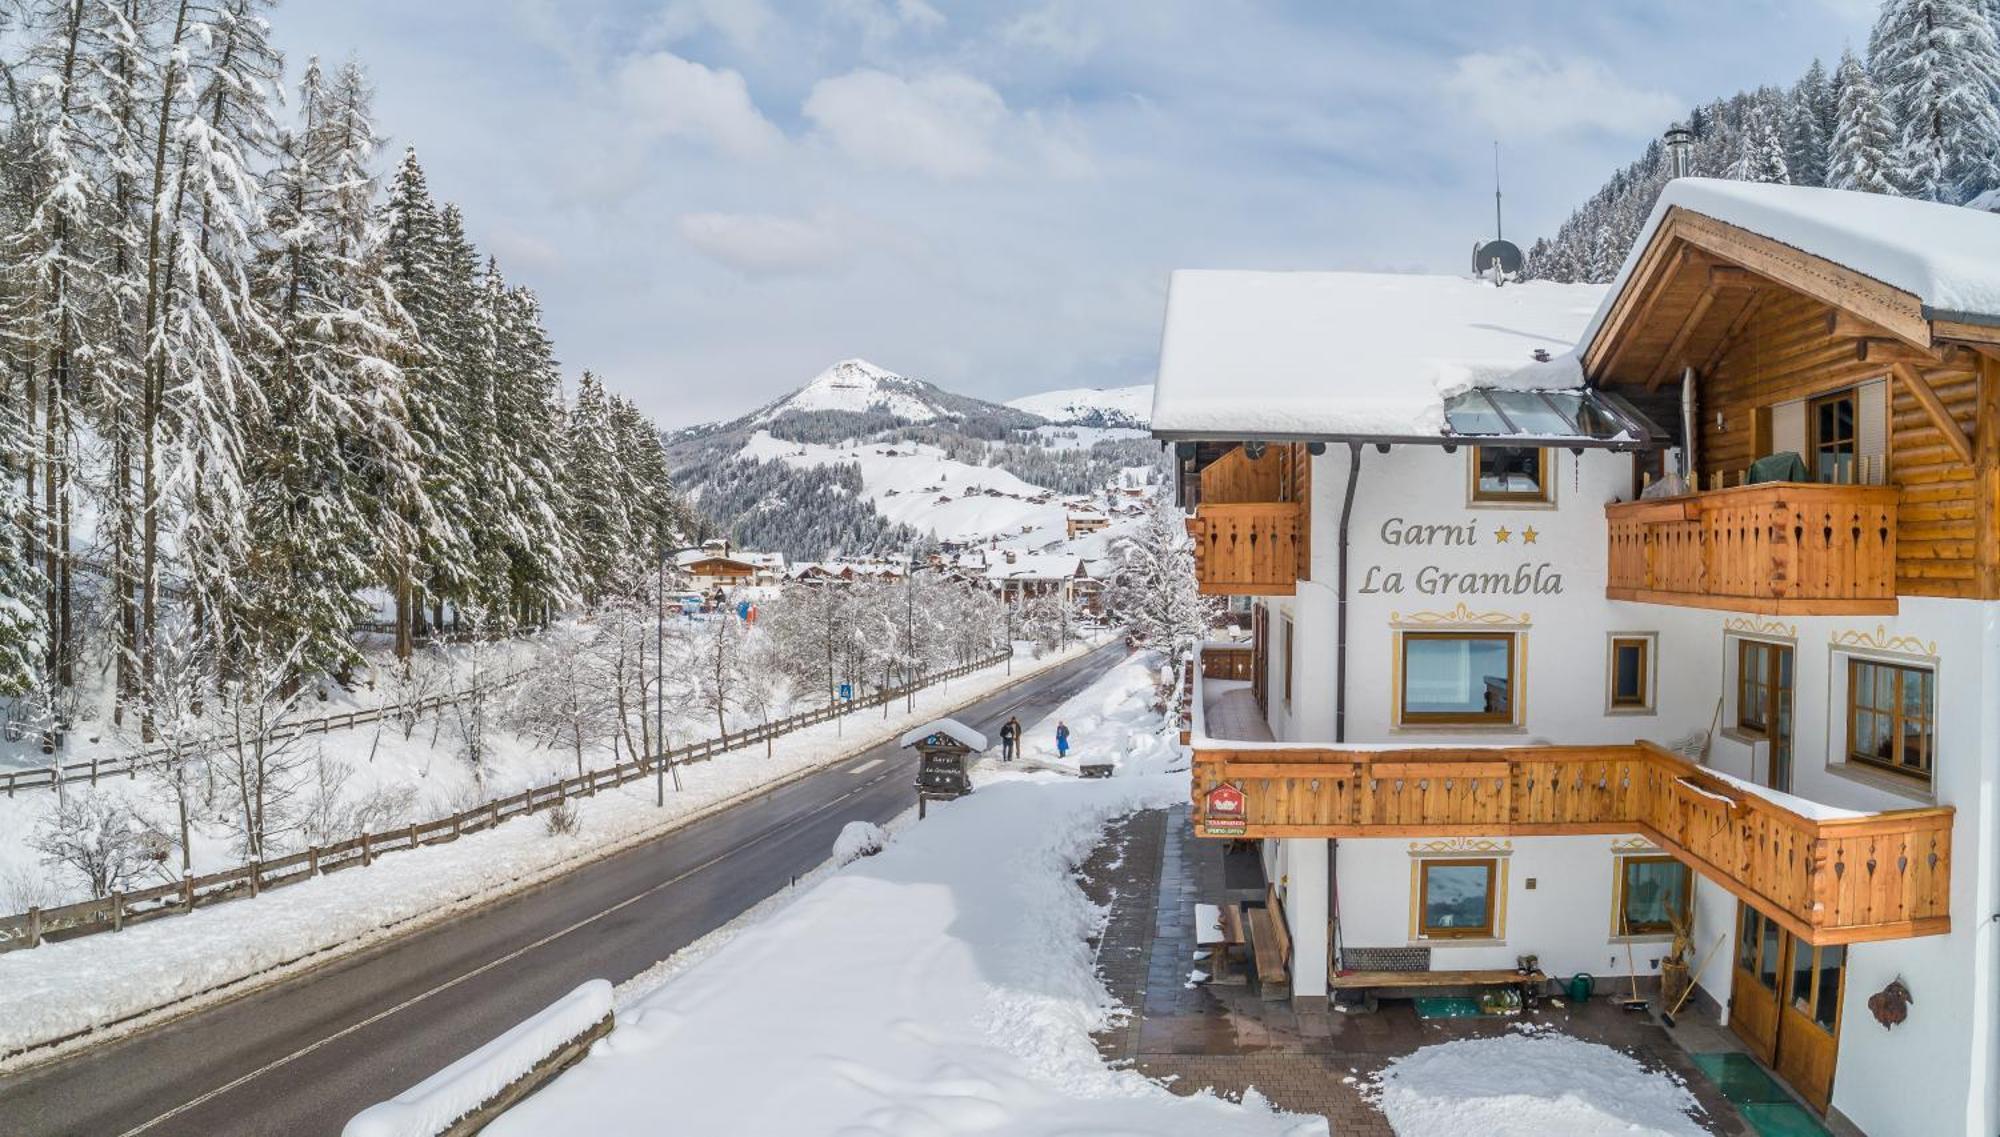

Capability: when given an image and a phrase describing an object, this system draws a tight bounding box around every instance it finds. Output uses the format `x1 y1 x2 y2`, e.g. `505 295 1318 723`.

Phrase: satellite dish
1474 239 1524 277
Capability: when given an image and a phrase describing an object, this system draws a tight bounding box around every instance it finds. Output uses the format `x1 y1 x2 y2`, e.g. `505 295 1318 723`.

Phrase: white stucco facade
1241 443 1998 1137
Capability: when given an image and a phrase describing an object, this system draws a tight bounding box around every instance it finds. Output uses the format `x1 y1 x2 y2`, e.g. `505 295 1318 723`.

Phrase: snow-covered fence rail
0 652 1009 954
0 671 533 796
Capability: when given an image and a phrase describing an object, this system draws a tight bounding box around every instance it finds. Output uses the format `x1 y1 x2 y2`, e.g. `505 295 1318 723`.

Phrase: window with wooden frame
1809 388 1858 484
1614 855 1690 937
1735 638 1795 791
1607 635 1654 712
1845 659 1935 783
1399 632 1517 725
1282 617 1295 707
1417 859 1497 939
1469 446 1551 504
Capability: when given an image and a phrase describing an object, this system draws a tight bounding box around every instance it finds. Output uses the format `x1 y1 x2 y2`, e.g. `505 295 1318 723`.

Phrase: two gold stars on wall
1493 525 1538 544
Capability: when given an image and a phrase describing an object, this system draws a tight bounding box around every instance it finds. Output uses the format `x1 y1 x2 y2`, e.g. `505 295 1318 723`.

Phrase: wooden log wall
1698 290 1990 598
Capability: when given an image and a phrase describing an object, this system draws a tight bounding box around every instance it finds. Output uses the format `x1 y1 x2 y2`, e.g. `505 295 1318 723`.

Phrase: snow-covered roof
898 718 988 751
1583 178 2000 347
1151 271 1605 440
987 554 1085 581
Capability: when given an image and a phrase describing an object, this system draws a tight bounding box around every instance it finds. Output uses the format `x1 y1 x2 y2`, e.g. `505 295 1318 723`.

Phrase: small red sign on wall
1205 784 1246 835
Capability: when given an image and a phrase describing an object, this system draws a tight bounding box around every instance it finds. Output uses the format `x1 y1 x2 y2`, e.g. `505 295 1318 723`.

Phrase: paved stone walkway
1082 805 1774 1136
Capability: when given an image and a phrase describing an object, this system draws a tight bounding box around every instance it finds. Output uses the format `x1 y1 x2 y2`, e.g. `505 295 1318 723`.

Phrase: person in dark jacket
999 719 1017 761
1055 721 1070 759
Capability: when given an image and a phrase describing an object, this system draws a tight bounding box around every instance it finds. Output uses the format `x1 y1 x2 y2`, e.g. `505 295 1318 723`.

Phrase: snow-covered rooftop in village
1585 178 2000 345
1150 271 1605 439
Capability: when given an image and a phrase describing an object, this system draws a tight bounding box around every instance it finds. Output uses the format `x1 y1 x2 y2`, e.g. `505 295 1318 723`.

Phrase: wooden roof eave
1585 206 1941 384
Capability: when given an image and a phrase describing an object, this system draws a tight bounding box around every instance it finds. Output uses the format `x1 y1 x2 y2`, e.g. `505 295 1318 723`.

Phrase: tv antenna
1473 140 1523 280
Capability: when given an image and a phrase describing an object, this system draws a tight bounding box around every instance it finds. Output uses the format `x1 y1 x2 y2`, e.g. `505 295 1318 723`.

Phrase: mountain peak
754 358 951 424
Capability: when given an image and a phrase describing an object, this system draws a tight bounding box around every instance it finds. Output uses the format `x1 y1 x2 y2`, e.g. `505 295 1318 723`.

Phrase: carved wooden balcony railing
1190 741 1951 945
1187 444 1311 596
1605 482 1899 615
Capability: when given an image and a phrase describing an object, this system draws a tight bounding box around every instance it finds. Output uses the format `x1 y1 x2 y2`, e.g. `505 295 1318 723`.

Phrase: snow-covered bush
543 800 581 837
31 792 172 898
833 820 889 866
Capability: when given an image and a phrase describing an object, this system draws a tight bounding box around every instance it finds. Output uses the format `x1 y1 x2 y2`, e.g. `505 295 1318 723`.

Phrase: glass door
1736 640 1795 793
1729 903 1844 1114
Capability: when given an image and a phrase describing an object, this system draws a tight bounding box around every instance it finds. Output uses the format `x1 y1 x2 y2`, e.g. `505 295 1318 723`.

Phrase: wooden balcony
1186 444 1311 596
1189 502 1304 596
1190 741 1950 945
1605 482 1899 615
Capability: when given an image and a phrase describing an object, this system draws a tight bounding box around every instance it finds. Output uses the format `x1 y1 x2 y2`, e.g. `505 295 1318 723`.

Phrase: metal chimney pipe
1665 123 1694 179
1680 366 1699 482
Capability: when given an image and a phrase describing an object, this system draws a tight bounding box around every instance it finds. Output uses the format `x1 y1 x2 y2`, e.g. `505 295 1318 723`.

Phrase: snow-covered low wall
342 979 614 1137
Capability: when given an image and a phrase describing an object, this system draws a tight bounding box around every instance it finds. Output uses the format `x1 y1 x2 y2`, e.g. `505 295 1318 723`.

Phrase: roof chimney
1664 122 1694 179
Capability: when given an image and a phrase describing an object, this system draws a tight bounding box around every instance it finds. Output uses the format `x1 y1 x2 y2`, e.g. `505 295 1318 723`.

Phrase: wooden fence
0 651 1010 953
0 671 533 797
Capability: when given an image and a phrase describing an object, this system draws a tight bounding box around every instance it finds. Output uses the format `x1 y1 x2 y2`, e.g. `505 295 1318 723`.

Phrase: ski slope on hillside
740 431 1072 546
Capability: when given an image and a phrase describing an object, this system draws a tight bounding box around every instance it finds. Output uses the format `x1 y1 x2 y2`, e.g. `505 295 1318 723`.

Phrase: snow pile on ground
1367 1029 1706 1137
1014 659 1183 777
344 979 611 1137
831 820 889 867
0 642 1095 1061
491 659 1318 1137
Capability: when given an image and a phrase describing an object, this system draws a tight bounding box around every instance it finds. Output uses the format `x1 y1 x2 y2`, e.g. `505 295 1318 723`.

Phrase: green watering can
1568 972 1595 1003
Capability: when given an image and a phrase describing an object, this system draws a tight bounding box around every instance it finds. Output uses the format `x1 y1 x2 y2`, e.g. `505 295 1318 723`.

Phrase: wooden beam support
1859 337 1945 366
1594 245 1688 383
1892 361 1976 466
1709 264 1766 288
1699 291 1765 376
1645 288 1719 392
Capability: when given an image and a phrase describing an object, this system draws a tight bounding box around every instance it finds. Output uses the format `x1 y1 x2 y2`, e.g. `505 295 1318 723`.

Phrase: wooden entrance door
1729 903 1844 1112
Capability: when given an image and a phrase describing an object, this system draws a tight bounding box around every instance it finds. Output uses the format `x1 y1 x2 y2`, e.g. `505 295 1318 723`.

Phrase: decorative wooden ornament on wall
1867 977 1912 1029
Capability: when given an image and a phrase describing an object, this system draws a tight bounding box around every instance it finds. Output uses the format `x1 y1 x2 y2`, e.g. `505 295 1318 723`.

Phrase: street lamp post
656 553 680 803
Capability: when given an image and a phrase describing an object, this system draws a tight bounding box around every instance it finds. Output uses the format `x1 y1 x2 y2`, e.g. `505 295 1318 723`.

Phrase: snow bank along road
0 642 1128 1137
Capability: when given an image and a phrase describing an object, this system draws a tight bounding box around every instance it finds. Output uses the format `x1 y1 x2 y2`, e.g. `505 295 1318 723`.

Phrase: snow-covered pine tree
1831 49 1901 195
380 149 475 655
247 56 418 681
1872 0 2000 202
1732 103 1791 183
1112 487 1212 669
486 276 576 626
565 371 632 606
0 475 48 696
1784 62 1832 187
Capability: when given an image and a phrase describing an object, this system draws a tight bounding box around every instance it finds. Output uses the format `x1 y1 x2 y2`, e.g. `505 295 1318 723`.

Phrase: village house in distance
1154 172 1999 1137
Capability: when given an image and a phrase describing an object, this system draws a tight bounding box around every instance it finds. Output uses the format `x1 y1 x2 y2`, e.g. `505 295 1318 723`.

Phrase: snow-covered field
0 640 1097 1062
488 654 1320 1137
1005 383 1155 427
1367 1025 1708 1137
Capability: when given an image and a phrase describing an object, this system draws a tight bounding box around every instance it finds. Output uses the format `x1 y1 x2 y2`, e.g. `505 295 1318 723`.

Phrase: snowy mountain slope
668 360 1168 559
1006 384 1154 428
751 359 953 424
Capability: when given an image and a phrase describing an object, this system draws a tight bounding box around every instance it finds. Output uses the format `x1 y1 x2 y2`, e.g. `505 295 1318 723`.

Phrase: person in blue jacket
1055 721 1070 759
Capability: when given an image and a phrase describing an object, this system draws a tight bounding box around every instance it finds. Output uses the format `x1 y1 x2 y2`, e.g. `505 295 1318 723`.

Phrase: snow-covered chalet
1153 177 1999 1137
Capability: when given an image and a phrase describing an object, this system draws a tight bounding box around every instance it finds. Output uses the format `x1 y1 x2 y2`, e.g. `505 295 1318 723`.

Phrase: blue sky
278 0 1879 426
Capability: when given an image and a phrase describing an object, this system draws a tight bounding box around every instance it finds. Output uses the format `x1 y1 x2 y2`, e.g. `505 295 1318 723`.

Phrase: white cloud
616 50 784 158
1000 6 1099 63
655 0 774 50
676 210 852 277
804 70 1008 179
828 0 945 43
1446 49 1680 139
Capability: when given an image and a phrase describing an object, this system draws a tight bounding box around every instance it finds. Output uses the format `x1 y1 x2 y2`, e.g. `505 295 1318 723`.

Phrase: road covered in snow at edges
492 656 1323 1137
0 642 1096 1062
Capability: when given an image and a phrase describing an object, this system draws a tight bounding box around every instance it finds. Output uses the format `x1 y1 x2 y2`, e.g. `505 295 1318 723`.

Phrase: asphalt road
0 641 1128 1137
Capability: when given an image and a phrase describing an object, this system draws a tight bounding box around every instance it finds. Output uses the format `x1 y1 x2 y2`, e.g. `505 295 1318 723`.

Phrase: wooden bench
1195 902 1246 984
1243 886 1292 1000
